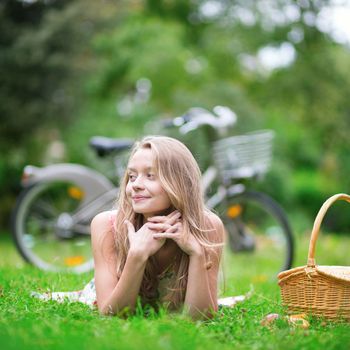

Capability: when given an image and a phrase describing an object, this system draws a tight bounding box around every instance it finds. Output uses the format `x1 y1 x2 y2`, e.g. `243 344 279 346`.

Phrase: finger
147 223 172 232
152 235 167 241
165 211 182 225
165 226 177 233
166 222 182 232
124 220 135 235
147 216 166 223
165 223 180 233
168 210 181 217
153 233 178 240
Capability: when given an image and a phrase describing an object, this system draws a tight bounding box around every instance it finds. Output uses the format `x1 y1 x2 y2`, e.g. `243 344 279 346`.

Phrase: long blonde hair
113 136 218 309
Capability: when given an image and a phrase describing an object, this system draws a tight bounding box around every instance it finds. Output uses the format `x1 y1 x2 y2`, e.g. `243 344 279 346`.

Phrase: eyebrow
127 167 155 172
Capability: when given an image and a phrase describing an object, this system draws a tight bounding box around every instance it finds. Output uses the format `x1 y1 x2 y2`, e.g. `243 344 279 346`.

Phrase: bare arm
184 213 224 319
150 212 225 319
91 211 180 316
91 212 148 316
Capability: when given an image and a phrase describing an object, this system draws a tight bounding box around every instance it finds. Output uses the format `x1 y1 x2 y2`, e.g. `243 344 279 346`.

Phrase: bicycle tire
11 181 112 273
222 190 294 281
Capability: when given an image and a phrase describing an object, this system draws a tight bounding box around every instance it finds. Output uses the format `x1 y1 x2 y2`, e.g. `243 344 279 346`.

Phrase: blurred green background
1 0 350 236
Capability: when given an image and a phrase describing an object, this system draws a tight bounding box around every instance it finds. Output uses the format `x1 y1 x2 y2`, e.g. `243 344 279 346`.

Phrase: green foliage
0 0 85 145
0 0 114 227
292 170 337 214
1 0 350 232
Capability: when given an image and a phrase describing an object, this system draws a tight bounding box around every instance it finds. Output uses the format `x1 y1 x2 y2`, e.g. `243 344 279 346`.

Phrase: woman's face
126 148 172 218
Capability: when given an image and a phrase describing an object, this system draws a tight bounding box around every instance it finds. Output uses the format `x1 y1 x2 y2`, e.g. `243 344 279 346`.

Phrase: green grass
1 232 350 350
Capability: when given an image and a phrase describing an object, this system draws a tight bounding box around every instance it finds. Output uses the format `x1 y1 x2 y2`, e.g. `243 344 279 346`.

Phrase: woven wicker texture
278 193 350 321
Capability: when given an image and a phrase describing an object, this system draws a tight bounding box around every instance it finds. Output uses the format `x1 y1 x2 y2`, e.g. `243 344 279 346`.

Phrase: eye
128 173 136 182
147 173 155 180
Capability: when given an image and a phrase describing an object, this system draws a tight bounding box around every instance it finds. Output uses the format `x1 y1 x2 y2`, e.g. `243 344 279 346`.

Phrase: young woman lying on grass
34 136 225 319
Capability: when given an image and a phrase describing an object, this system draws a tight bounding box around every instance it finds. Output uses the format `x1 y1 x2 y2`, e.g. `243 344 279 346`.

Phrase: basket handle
307 193 350 267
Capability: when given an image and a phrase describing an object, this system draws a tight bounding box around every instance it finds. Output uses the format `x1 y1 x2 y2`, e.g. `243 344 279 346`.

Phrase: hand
146 210 182 233
125 220 166 260
148 214 203 257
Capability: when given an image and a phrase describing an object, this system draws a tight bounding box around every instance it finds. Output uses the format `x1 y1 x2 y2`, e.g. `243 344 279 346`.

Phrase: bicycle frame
13 108 294 274
22 164 114 192
21 161 247 229
201 165 246 210
21 163 117 233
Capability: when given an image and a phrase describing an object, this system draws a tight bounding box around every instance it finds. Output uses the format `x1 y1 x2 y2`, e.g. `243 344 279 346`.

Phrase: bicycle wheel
11 181 113 273
222 190 294 283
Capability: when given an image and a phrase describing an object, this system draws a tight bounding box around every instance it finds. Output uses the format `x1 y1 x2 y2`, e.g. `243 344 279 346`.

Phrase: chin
132 205 171 216
131 205 153 215
131 207 146 214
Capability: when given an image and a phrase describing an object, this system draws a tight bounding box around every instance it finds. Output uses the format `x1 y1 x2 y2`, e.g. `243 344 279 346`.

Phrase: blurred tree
0 0 115 228
1 0 350 232
234 0 350 219
1 0 78 146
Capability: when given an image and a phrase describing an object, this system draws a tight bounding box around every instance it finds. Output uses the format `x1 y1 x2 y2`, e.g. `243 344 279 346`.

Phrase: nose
132 175 145 190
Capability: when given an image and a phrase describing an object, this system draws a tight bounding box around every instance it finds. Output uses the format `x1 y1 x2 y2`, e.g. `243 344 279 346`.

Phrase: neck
142 206 174 221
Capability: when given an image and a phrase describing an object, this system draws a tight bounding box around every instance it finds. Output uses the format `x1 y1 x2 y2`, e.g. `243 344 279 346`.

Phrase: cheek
160 190 171 205
125 182 132 196
150 183 170 202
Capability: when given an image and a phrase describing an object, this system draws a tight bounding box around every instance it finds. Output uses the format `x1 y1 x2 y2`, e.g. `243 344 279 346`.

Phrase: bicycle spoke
30 199 59 218
220 191 293 287
71 223 91 235
12 181 95 273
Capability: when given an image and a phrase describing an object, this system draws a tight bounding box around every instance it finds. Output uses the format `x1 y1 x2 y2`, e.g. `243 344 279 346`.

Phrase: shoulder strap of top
108 212 116 233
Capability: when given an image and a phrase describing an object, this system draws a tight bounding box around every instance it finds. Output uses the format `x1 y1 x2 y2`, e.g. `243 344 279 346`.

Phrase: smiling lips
132 195 150 202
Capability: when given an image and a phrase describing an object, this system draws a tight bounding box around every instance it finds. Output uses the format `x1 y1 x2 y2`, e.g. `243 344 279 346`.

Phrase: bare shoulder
91 210 114 231
90 210 117 244
205 211 224 229
204 210 225 243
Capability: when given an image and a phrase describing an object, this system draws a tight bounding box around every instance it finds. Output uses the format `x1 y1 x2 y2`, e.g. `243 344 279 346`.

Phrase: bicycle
11 106 294 280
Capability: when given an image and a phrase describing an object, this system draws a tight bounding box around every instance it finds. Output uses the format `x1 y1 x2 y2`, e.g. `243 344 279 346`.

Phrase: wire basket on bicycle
212 130 274 182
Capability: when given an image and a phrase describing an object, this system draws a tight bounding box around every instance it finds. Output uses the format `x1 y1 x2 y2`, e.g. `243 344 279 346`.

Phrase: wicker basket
278 193 350 321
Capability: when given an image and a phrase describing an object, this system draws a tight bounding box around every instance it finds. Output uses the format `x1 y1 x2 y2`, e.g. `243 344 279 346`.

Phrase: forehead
128 148 155 169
